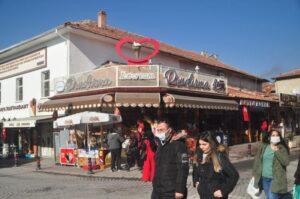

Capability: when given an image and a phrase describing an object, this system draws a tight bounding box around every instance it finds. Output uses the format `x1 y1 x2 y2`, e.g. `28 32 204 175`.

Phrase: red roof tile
273 69 300 79
228 86 278 102
262 82 275 96
66 20 266 81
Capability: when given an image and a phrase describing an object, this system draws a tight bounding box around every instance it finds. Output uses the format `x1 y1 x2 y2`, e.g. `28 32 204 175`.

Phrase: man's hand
175 192 184 199
195 182 199 189
213 190 223 198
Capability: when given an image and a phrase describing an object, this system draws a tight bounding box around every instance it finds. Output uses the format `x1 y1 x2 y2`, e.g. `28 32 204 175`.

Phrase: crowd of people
104 118 300 199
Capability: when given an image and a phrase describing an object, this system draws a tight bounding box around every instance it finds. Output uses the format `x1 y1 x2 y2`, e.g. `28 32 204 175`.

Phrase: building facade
0 11 274 158
273 69 300 135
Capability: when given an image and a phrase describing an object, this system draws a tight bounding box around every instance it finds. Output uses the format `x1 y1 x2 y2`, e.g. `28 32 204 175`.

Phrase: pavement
0 146 299 199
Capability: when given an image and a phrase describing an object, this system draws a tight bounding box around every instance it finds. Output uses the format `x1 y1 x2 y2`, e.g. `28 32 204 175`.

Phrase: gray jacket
107 132 124 150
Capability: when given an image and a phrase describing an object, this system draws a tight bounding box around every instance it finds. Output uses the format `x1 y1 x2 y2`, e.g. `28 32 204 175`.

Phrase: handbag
247 177 262 199
293 184 300 199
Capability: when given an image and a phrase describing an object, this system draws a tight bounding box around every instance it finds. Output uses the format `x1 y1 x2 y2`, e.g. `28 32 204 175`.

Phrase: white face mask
156 133 166 142
270 136 281 144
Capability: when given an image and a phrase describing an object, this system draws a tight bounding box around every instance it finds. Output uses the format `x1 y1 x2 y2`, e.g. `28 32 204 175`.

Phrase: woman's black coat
192 149 239 199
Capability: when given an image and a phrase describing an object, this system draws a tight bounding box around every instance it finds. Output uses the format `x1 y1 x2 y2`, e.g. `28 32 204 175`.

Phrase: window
41 70 50 97
16 77 23 101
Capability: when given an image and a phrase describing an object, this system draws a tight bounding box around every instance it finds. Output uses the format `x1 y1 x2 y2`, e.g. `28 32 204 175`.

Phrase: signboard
160 66 227 95
239 99 270 108
54 67 116 94
0 104 28 112
53 65 228 95
60 148 76 165
118 65 158 87
0 48 47 80
280 93 300 107
3 120 36 128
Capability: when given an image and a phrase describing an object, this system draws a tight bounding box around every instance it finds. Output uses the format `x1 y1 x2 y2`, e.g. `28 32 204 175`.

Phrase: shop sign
119 71 156 80
0 48 46 80
0 104 28 112
118 65 158 87
239 99 270 108
162 68 227 94
3 120 36 128
54 67 116 94
280 93 300 107
64 75 112 92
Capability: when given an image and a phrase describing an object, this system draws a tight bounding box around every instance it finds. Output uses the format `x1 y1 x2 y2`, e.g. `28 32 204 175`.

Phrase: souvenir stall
53 111 122 170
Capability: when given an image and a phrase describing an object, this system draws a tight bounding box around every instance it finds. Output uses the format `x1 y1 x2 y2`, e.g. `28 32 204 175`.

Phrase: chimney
98 11 106 28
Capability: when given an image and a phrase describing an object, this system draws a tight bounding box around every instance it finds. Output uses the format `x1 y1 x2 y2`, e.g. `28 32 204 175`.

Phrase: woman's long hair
195 131 223 173
270 129 290 154
142 121 157 152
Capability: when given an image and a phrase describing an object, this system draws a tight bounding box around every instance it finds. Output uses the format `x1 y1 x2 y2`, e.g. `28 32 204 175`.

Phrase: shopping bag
247 177 262 199
293 185 300 199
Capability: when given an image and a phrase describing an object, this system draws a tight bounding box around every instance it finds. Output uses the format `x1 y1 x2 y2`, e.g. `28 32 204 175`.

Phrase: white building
0 11 267 158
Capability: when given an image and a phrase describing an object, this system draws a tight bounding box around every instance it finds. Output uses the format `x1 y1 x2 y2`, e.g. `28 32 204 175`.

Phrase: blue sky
1 0 300 79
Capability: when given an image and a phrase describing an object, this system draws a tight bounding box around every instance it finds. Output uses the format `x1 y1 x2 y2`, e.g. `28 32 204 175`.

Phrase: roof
228 86 278 102
272 68 300 80
262 82 275 95
66 20 267 81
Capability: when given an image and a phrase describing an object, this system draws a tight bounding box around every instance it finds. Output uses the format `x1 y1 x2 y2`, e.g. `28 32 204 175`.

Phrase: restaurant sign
0 48 46 80
118 65 158 87
53 65 228 95
3 120 36 128
239 99 270 108
0 104 28 112
54 67 116 94
280 93 300 107
161 67 227 94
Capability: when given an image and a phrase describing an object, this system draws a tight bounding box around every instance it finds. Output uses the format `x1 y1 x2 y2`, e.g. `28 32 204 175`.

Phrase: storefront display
53 111 122 171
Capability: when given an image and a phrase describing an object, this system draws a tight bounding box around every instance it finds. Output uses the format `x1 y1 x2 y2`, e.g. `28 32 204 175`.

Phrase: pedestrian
141 122 157 182
136 121 144 169
252 129 290 199
192 131 239 199
151 119 189 199
293 155 300 199
107 126 124 172
122 133 132 171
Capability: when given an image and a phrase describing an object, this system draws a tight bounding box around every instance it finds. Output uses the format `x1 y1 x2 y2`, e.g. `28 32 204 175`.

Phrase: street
0 153 298 199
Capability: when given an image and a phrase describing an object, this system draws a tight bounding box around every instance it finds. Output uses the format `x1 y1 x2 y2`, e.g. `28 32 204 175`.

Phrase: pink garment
141 139 156 182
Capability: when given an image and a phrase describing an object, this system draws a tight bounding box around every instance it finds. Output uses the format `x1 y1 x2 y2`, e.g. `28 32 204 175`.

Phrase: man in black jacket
107 127 124 172
152 120 189 199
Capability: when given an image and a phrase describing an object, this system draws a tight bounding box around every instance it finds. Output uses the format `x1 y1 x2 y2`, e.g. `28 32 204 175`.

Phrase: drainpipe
55 28 70 76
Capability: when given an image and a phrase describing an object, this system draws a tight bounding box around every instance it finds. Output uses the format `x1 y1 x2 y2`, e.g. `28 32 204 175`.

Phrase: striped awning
115 92 160 108
163 94 238 110
39 94 114 112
